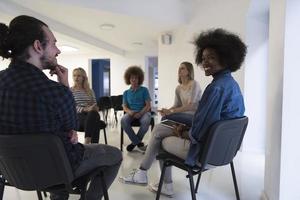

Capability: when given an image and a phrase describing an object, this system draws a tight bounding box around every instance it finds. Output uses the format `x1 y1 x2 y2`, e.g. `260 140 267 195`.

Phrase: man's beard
40 54 57 70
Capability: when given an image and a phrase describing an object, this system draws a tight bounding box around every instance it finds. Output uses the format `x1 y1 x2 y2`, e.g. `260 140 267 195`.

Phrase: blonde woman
71 67 104 144
159 61 202 127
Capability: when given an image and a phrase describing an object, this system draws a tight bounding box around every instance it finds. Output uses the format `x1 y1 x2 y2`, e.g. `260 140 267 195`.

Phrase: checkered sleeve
56 87 78 131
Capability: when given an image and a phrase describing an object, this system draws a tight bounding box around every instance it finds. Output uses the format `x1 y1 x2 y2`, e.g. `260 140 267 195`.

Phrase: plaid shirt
0 60 84 171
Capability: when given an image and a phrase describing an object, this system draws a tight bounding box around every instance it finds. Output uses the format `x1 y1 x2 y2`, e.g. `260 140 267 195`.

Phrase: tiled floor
2 117 265 200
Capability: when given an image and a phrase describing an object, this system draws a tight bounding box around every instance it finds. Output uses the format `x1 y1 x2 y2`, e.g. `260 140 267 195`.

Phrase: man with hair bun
0 15 122 200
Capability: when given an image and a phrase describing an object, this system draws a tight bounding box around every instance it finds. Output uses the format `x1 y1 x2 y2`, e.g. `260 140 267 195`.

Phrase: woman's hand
158 108 172 116
173 124 189 138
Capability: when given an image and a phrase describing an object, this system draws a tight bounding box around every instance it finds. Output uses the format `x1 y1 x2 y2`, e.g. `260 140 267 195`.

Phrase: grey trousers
140 123 191 183
50 144 122 200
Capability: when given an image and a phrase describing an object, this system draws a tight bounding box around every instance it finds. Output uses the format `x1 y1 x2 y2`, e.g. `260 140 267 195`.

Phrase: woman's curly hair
124 66 144 85
194 28 247 72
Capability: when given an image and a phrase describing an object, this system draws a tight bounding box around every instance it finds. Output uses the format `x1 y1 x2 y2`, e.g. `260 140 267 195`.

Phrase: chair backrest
110 95 123 111
0 134 74 191
97 96 112 110
200 117 248 167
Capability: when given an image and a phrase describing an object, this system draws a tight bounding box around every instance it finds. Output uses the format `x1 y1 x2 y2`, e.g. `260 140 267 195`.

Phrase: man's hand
127 110 136 117
49 65 69 87
68 130 78 144
133 112 142 119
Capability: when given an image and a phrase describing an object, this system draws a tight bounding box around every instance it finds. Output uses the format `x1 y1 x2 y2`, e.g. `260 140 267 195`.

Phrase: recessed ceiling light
132 42 143 46
58 45 78 53
100 23 115 30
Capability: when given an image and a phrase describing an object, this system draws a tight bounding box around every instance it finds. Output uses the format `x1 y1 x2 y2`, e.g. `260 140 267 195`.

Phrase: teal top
123 86 151 112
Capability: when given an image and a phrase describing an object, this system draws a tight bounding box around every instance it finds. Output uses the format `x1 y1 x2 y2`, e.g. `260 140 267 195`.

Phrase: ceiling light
58 45 78 53
100 23 115 30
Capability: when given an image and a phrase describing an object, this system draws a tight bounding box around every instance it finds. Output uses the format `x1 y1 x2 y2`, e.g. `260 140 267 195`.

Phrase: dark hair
0 15 48 60
178 61 194 84
124 66 144 85
194 28 247 72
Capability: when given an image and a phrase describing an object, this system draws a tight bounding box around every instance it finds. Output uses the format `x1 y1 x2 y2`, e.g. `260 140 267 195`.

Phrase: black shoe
136 142 147 153
126 143 136 152
137 142 144 148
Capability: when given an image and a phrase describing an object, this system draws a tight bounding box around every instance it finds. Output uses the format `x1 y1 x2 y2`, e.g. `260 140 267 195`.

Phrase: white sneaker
119 169 148 185
148 182 174 197
136 145 147 154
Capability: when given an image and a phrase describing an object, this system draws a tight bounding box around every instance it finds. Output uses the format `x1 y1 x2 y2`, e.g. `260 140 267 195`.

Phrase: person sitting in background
159 61 202 127
121 66 151 152
119 28 246 197
71 67 105 144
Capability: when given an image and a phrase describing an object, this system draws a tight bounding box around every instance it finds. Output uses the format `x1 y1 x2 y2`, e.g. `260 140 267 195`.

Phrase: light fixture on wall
58 45 78 53
99 23 115 30
161 33 172 45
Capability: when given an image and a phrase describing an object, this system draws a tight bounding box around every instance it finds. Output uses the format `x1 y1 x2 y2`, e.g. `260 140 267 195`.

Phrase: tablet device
160 119 188 129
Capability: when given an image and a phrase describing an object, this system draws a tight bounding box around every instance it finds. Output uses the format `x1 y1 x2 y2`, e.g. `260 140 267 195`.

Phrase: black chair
120 111 156 151
97 96 112 123
155 117 248 200
0 134 109 200
78 119 108 144
110 95 123 124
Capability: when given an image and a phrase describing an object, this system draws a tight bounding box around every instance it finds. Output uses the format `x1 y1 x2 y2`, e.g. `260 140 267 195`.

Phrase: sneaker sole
148 185 174 198
119 177 148 186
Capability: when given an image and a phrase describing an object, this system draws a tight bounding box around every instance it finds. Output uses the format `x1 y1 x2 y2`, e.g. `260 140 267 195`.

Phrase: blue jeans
161 112 193 127
121 112 151 145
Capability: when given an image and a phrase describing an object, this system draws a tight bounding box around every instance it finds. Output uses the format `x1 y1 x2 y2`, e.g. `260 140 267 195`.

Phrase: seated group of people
0 15 247 199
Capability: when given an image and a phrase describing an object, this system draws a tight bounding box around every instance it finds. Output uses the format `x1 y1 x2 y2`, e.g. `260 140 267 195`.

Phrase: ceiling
0 0 200 55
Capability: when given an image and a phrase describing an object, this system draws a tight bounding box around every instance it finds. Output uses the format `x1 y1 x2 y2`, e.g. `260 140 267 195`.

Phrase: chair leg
120 128 124 151
195 172 202 193
43 191 47 197
36 191 43 200
230 162 240 200
100 171 109 200
187 169 197 200
0 177 4 200
155 162 167 200
114 111 118 124
103 129 108 145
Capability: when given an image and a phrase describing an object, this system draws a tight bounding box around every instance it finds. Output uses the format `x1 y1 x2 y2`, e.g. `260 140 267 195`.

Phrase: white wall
263 0 285 199
244 0 269 154
58 51 148 95
279 1 300 199
158 0 250 119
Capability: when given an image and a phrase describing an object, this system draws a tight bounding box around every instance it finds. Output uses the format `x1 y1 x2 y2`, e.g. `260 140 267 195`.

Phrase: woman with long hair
71 67 105 144
159 61 202 126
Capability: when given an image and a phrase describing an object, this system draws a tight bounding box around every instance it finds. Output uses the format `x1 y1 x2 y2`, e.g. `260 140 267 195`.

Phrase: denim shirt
185 70 245 166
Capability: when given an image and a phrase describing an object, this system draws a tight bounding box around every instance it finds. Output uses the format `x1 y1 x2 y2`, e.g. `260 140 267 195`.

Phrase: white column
263 0 286 199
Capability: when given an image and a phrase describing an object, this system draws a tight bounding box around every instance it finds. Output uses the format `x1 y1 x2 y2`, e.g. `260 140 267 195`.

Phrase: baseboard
260 190 269 200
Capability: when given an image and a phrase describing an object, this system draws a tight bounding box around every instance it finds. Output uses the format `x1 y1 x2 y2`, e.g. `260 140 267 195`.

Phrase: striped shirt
71 90 96 113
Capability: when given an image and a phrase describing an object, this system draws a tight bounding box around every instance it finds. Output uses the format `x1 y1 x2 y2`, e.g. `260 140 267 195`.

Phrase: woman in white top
120 62 202 195
71 67 105 144
159 61 202 127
